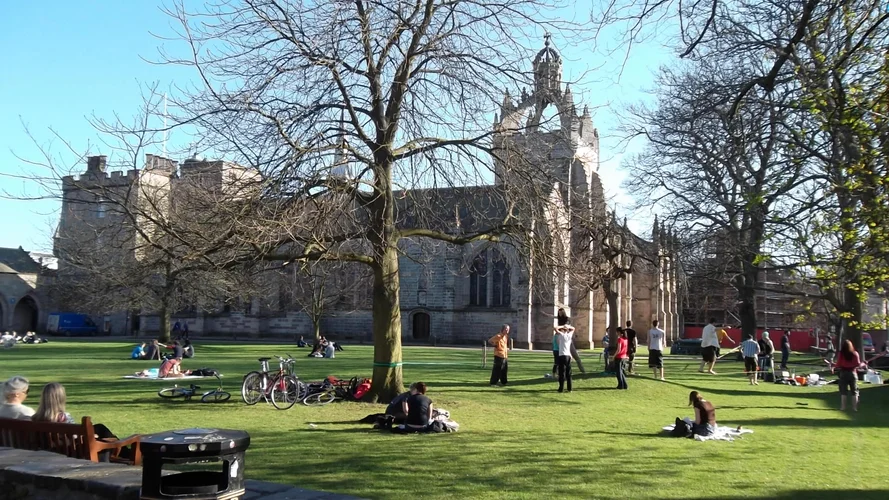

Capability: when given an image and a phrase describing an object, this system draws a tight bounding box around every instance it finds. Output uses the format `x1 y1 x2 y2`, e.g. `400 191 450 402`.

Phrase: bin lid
141 428 250 457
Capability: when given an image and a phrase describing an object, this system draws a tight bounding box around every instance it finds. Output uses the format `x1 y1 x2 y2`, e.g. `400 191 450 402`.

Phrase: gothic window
469 251 487 306
96 197 107 218
492 249 511 307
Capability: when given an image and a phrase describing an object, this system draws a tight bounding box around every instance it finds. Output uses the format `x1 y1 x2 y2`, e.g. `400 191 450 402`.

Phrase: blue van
47 313 99 336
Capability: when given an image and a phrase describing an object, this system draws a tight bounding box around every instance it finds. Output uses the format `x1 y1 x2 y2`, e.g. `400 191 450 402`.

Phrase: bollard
482 341 487 368
510 338 514 351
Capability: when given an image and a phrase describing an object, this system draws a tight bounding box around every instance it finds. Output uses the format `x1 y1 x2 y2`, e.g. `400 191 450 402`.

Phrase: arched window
469 252 487 306
492 249 511 307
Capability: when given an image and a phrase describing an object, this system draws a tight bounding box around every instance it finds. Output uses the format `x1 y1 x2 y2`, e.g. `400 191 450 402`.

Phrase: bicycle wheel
271 375 301 410
303 390 337 406
241 371 264 405
158 387 190 398
201 390 232 403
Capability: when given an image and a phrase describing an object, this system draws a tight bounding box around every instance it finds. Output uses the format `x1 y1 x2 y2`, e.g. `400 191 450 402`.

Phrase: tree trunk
313 318 321 343
604 281 619 336
369 243 404 403
843 286 863 359
158 297 171 343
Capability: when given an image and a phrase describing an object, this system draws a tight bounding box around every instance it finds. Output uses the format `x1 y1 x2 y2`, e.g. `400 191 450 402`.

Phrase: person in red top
830 340 864 411
612 328 629 390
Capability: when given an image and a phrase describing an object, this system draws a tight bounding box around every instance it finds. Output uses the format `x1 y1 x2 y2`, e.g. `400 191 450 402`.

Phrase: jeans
692 423 715 437
556 355 572 392
615 358 628 389
780 349 789 369
490 356 508 385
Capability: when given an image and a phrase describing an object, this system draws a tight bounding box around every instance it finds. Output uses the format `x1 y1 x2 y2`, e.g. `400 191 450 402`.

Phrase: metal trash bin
140 428 250 500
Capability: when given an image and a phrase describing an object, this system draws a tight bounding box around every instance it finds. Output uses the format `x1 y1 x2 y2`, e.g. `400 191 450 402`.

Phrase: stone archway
12 296 38 333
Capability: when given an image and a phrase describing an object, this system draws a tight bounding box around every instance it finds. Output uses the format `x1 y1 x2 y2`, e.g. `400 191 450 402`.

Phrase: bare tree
148 0 591 401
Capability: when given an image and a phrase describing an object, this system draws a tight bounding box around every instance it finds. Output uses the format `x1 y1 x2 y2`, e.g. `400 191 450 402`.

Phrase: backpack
192 368 219 377
351 378 371 400
670 417 692 438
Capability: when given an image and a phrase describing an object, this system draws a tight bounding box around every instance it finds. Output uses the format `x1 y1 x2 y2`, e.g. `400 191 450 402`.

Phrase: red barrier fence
683 327 817 352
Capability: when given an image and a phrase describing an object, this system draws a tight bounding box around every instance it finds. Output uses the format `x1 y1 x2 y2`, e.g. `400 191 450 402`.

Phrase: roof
0 247 43 274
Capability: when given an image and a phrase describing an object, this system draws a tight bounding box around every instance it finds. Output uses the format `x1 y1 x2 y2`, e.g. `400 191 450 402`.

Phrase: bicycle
302 376 359 406
241 355 306 410
157 374 231 403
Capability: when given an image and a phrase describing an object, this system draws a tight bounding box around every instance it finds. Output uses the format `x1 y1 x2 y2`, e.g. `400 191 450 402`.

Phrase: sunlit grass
2 341 887 499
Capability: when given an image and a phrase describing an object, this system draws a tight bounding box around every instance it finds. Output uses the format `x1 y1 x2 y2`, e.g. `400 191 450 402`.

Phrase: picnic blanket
662 418 754 442
122 373 223 381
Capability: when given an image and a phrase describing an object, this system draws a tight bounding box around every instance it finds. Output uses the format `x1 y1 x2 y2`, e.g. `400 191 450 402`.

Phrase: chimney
86 155 107 173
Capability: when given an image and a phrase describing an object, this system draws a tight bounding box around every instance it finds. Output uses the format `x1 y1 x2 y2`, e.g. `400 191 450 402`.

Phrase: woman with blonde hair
32 382 74 424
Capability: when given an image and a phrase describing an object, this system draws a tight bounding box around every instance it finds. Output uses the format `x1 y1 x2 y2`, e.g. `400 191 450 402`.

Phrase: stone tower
492 38 604 349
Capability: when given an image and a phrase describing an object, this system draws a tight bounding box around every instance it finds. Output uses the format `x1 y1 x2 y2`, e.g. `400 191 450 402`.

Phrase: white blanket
122 374 222 381
662 418 753 442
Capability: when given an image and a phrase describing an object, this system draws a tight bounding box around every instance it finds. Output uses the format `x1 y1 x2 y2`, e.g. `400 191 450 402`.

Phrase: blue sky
0 1 675 252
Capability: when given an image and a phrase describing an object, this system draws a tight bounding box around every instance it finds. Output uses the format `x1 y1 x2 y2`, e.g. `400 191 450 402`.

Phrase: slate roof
0 247 43 274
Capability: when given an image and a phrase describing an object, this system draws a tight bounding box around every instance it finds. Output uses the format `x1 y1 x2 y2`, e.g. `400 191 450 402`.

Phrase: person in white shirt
0 375 35 420
699 318 720 374
648 320 666 381
554 316 575 393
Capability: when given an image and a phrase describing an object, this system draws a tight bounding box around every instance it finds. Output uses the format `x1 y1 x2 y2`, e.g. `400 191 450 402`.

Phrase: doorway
412 312 430 341
12 296 38 333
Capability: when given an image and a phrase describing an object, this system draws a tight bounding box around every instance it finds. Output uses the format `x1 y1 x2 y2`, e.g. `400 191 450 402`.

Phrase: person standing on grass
758 331 775 377
699 318 720 374
716 324 736 358
488 324 510 387
613 329 629 390
552 309 570 376
741 335 761 385
780 331 791 371
625 320 638 375
554 316 575 393
648 320 666 380
830 340 865 412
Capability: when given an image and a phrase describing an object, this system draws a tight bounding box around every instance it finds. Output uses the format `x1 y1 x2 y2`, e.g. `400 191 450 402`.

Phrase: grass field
1 341 887 499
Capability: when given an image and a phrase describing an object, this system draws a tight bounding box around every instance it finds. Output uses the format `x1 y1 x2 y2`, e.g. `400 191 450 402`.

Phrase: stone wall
0 447 362 500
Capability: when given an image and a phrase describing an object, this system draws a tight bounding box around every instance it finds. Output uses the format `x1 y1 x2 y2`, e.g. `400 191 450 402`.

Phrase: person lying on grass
158 357 191 378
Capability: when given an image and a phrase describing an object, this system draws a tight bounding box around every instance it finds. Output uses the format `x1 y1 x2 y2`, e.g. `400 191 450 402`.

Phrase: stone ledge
0 448 365 500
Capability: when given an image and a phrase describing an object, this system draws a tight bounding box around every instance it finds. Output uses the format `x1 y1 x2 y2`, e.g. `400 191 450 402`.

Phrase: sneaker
544 373 553 379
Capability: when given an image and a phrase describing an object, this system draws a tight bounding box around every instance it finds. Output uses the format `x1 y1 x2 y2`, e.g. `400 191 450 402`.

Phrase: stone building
53 41 682 345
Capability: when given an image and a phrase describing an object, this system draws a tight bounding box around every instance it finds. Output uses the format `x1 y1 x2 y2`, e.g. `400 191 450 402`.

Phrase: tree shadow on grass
711 490 889 500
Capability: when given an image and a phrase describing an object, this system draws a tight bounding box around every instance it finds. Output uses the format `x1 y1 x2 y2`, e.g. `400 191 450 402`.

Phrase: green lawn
2 341 887 499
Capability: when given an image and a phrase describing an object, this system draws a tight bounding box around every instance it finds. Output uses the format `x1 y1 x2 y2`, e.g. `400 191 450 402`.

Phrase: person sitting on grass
386 383 418 423
131 343 146 360
182 339 194 358
158 356 191 378
402 381 433 431
0 375 35 420
144 340 160 360
688 391 718 437
297 336 308 348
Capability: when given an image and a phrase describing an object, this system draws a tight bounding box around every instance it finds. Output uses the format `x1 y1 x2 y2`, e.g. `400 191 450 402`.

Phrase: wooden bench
0 416 141 465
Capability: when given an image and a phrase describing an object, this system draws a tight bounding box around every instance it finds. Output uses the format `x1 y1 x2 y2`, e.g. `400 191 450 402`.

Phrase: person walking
699 318 720 374
830 340 864 412
488 324 510 387
780 331 791 371
625 320 638 375
554 317 575 393
648 320 666 380
613 329 629 390
741 335 761 385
